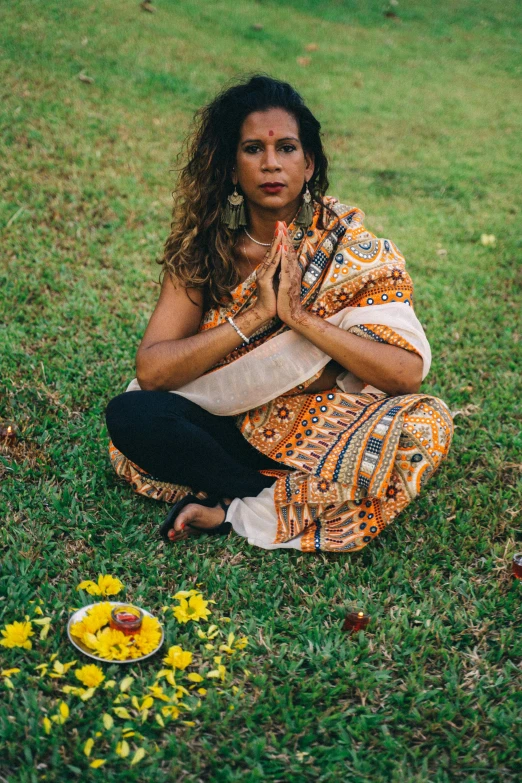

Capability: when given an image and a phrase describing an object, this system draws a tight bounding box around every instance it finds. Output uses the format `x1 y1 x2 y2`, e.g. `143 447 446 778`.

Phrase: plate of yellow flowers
68 602 164 664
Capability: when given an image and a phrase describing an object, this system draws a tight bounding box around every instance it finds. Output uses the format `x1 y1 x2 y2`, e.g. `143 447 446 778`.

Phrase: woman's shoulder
319 195 406 262
320 196 366 231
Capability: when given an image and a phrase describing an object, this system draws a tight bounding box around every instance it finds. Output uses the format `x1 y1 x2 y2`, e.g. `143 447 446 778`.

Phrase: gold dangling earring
222 185 247 229
295 181 314 228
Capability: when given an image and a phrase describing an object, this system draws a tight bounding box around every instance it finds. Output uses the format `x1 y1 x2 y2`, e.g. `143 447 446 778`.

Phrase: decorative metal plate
67 602 164 664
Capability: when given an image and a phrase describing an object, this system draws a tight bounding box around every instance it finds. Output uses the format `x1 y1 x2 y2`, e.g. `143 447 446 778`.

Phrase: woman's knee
105 390 191 451
105 391 159 448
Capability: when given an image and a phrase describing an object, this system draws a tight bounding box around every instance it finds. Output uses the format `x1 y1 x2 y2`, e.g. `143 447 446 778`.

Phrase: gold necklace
241 236 257 275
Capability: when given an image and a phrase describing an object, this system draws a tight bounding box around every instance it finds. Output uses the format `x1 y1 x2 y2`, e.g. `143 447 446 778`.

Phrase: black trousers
105 391 285 499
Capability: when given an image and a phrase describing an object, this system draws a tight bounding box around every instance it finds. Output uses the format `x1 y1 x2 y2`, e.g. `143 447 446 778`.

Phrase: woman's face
234 108 314 216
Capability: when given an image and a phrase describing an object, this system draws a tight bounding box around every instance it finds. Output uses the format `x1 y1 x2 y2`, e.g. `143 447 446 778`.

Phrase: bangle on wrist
226 315 250 344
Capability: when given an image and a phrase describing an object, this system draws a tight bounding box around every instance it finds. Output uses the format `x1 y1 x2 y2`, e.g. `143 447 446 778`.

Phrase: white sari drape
127 302 430 415
126 302 431 551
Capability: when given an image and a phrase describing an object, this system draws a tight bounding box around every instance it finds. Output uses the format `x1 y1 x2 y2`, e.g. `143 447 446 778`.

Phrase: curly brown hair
161 75 330 307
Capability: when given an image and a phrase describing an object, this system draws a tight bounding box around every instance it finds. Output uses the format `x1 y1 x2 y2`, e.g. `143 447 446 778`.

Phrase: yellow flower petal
77 580 101 596
115 740 130 758
89 759 106 768
61 685 85 696
80 687 96 702
33 617 52 626
83 738 94 757
119 676 134 692
102 713 114 730
172 590 199 599
42 717 52 734
186 673 204 683
113 707 132 720
59 701 69 720
1 668 20 677
39 623 51 641
130 747 146 766
155 714 165 728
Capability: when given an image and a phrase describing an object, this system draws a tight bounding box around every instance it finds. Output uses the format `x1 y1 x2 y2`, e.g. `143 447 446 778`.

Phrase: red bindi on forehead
268 130 274 136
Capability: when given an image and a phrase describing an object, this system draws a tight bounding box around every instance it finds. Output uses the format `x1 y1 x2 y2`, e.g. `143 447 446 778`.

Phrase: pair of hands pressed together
253 221 308 328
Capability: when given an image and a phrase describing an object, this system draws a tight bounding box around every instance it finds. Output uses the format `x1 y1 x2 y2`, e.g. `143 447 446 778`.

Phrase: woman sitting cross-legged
105 75 453 553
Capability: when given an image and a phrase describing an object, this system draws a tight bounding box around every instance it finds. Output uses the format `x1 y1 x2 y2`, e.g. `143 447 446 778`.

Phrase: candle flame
358 612 364 617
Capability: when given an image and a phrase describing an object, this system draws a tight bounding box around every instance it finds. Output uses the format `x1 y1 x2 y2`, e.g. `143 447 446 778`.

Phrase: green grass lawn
1 0 521 780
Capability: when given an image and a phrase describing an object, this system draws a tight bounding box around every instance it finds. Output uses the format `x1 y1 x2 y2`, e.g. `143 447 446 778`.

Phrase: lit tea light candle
342 610 371 633
0 424 16 443
109 605 143 636
513 553 522 580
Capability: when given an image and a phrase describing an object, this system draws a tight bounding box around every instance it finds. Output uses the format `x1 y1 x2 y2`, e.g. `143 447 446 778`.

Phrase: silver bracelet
226 315 250 344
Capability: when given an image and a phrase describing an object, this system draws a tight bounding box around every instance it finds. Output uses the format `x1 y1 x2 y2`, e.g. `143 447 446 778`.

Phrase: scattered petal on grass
116 740 130 758
42 717 52 734
62 685 85 696
1 668 20 678
83 738 94 757
131 695 153 712
130 747 146 766
120 676 134 692
182 720 196 726
89 759 106 768
147 685 169 701
187 673 204 683
197 687 207 696
113 707 132 720
104 680 116 690
480 233 496 246
0 620 34 649
207 665 226 682
155 669 177 686
59 701 69 720
161 705 180 719
80 687 96 701
155 714 165 728
172 590 199 599
33 617 52 640
102 713 114 730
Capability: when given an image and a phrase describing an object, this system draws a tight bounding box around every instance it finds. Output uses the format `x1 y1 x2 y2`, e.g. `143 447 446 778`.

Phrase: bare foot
168 499 230 541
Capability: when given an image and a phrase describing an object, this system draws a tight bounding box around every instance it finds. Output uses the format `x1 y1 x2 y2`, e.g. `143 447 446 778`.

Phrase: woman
105 75 453 553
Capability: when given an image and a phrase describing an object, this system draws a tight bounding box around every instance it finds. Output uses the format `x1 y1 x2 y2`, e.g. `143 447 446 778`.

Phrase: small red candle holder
513 553 522 580
342 611 370 633
0 424 17 444
110 605 143 636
